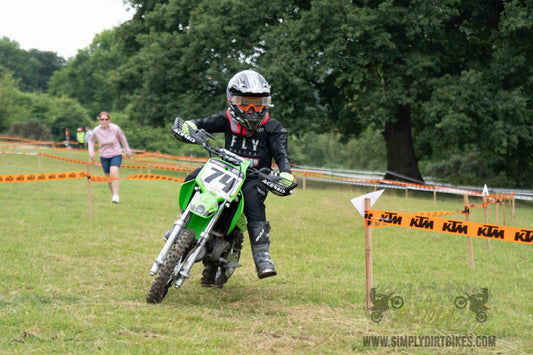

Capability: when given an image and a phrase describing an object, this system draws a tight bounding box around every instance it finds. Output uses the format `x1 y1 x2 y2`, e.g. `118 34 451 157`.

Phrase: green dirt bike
146 118 297 304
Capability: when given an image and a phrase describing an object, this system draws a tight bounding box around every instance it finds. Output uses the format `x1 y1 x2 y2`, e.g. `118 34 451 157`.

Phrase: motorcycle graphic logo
454 287 489 323
370 288 404 323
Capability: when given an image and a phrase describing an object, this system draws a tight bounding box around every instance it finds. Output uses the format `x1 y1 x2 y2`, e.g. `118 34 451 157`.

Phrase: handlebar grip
258 170 297 196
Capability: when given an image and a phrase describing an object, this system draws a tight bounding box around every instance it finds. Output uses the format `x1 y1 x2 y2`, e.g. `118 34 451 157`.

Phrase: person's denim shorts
100 155 123 174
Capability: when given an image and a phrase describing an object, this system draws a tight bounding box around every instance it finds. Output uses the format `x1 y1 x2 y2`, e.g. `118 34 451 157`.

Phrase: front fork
149 193 198 276
173 204 226 289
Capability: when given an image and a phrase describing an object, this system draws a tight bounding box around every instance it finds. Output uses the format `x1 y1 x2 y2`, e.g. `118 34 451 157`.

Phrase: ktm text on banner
365 210 532 245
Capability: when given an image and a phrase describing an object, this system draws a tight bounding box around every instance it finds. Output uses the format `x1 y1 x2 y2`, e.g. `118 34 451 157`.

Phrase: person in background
65 128 71 148
76 127 85 147
84 126 93 144
88 111 132 204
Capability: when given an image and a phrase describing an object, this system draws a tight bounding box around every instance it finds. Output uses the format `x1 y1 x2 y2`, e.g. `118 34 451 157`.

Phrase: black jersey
191 109 291 174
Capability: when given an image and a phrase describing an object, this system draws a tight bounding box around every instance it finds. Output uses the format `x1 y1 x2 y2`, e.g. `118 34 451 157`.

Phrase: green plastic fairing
228 198 246 233
178 180 196 211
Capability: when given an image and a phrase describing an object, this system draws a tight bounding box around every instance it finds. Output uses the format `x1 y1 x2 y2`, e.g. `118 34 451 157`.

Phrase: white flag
350 189 385 217
482 184 489 196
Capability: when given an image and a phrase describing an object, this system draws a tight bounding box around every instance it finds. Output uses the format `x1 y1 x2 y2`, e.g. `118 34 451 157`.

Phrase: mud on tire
146 229 196 304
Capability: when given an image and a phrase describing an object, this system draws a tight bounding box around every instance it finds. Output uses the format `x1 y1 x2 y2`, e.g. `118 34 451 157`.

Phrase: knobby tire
146 229 196 304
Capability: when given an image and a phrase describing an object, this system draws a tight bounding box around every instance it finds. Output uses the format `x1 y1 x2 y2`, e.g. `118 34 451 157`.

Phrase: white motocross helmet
226 70 272 131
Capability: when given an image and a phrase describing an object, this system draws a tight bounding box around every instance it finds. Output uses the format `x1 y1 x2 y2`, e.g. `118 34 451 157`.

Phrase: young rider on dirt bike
178 69 295 285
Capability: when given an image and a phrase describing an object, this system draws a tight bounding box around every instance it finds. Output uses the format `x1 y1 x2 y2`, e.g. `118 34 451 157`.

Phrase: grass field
0 146 532 354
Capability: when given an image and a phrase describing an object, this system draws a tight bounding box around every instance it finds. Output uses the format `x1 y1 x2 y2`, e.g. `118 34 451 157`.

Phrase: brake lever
190 128 208 145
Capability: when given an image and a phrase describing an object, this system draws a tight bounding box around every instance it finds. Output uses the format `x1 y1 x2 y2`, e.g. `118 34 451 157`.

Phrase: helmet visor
233 95 272 112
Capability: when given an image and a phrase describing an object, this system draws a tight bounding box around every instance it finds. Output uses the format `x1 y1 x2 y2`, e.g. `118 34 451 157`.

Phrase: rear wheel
146 229 196 304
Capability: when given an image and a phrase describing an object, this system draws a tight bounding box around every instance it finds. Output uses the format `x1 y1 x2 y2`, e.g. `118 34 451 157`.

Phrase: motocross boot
200 264 220 288
249 221 277 279
202 229 244 288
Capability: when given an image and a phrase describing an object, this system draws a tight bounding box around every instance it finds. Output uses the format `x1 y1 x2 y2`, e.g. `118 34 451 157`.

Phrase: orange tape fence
127 174 184 182
0 171 88 183
0 149 199 180
0 139 195 189
0 171 119 183
358 192 528 311
0 135 524 204
365 209 530 245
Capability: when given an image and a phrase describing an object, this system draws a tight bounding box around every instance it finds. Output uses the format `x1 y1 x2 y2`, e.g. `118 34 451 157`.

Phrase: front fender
179 183 223 240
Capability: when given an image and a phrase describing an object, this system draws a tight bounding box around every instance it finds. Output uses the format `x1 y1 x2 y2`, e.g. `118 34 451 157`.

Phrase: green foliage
290 127 386 170
112 113 208 157
0 77 92 141
420 148 513 187
47 30 127 118
0 37 65 92
8 118 52 141
113 0 301 125
4 1 533 187
264 0 533 186
261 0 510 182
419 69 533 187
43 96 93 141
0 73 29 131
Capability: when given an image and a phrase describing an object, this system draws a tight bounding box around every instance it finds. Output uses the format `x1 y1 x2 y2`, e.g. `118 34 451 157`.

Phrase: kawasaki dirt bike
146 118 297 304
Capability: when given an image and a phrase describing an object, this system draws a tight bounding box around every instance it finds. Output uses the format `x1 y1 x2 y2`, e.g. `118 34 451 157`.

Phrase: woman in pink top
88 111 132 204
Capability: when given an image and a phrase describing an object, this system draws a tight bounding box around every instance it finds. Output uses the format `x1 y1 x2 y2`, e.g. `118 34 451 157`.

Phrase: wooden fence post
502 193 506 226
464 195 474 270
483 195 490 251
365 198 373 311
87 163 93 219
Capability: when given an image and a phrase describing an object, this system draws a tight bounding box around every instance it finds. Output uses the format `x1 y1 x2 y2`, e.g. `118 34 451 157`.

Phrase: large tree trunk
382 105 424 184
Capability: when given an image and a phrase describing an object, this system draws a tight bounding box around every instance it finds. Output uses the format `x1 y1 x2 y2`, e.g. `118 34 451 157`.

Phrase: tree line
1 0 532 188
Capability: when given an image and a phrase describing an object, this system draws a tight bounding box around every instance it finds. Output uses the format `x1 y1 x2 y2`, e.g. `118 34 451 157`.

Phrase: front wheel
146 229 196 304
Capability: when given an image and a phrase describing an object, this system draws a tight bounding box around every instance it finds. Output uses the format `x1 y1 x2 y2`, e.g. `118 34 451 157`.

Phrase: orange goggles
233 96 271 112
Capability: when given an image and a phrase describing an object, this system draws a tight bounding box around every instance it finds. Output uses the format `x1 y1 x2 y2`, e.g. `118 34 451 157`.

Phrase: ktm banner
369 210 463 229
0 171 118 183
89 176 118 182
366 209 532 245
0 171 87 183
127 174 184 182
121 164 192 172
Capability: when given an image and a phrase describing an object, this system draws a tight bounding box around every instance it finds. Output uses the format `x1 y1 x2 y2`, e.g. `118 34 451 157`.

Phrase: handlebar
171 117 297 196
